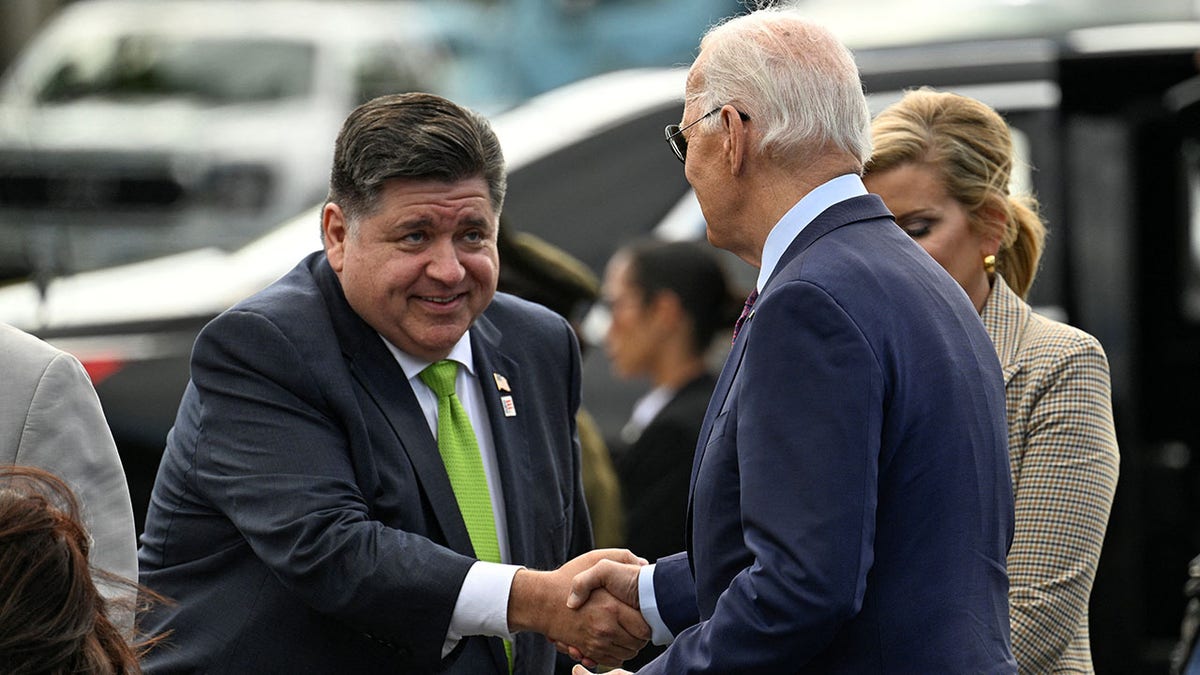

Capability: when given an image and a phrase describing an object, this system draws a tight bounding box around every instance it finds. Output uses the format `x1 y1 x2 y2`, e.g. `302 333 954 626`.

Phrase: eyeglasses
664 106 750 163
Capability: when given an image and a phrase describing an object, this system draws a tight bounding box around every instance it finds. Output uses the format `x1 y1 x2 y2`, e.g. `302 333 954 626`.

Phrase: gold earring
983 254 996 276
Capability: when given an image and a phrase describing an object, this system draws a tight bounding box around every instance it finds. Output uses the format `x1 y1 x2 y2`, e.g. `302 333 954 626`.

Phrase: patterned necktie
732 288 759 344
420 361 501 562
419 361 513 670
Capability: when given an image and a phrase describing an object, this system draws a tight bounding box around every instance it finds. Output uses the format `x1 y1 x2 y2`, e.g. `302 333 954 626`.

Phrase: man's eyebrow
388 216 433 231
450 214 496 236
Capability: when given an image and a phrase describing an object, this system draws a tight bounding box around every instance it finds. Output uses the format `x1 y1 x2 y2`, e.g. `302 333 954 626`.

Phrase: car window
37 35 316 105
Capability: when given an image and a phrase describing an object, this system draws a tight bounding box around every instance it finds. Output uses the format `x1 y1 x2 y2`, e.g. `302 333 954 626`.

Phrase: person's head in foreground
0 465 153 675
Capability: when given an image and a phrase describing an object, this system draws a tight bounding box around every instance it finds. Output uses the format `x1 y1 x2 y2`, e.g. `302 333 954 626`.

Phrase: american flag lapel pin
501 395 517 417
493 372 511 392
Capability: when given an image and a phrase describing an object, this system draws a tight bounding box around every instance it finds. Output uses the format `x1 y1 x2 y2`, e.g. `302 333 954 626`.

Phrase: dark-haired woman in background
601 238 738 669
0 465 160 674
865 89 1119 674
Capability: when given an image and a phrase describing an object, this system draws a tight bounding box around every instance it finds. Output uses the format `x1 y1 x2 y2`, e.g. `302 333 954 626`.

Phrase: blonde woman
865 89 1120 674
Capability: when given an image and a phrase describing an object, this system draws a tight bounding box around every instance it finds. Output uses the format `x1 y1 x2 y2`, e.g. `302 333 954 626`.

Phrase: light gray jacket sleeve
0 324 138 628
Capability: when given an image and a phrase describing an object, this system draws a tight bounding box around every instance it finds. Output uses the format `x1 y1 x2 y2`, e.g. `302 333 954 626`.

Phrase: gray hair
325 92 506 225
694 7 871 169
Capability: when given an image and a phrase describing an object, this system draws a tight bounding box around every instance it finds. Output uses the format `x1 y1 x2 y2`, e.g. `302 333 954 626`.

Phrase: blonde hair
865 89 1046 298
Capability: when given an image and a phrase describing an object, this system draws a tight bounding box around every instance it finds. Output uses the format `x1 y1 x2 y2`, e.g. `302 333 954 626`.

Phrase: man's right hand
559 556 648 665
507 549 649 667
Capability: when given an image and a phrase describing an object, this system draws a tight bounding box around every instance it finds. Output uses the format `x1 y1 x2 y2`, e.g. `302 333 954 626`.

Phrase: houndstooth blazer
982 276 1120 674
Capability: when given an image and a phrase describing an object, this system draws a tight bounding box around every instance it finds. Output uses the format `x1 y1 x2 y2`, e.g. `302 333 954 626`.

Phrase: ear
721 105 749 176
649 290 685 329
976 199 1006 257
322 202 349 273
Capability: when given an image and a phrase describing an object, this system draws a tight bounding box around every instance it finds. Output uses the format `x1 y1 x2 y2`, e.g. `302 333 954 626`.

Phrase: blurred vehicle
0 0 471 283
4 3 1200 670
424 0 742 108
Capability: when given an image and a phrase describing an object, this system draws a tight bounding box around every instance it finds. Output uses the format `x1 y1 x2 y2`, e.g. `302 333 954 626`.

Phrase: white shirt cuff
442 561 521 657
638 563 674 645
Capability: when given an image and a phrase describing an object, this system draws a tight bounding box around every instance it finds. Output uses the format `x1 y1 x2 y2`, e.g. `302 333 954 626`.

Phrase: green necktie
419 361 512 670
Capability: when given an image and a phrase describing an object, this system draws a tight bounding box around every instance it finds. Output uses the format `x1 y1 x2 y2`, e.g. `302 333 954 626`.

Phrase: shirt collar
756 173 867 292
622 385 677 445
382 332 476 382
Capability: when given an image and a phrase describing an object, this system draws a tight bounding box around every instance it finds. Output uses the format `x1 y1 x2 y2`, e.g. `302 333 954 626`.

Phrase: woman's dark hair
0 465 161 674
623 239 740 353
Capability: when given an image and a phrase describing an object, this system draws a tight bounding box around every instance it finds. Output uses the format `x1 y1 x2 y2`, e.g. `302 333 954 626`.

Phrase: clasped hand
508 549 649 668
564 554 646 673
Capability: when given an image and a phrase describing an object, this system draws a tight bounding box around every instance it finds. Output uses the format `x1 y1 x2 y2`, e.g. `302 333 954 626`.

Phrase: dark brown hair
0 465 161 674
622 239 740 354
325 91 507 224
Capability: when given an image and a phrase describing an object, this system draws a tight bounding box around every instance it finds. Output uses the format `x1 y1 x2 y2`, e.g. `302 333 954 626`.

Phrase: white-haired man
569 7 1017 673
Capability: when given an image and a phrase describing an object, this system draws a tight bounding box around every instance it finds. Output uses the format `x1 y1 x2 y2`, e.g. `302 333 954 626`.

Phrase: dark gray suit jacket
138 252 592 673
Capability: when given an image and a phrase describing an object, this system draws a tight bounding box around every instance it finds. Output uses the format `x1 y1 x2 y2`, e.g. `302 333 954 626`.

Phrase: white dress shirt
620 385 677 445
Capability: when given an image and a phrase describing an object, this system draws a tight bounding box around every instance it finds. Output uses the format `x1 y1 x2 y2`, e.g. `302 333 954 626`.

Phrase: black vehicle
3 14 1200 671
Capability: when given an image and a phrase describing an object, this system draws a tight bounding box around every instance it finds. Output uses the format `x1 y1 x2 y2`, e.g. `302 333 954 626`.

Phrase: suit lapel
469 315 527 675
980 276 1028 385
684 332 749 562
469 315 535 567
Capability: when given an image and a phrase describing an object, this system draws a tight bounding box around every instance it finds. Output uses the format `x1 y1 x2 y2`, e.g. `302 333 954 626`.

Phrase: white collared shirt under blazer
982 276 1120 674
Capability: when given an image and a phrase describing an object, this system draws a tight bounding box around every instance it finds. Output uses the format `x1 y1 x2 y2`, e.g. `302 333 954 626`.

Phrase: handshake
508 549 651 674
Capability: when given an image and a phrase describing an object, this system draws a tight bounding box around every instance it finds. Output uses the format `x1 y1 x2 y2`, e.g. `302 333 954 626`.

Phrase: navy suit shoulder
138 252 589 674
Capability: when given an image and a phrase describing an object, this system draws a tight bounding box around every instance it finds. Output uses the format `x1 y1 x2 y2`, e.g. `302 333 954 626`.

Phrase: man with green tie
137 92 649 674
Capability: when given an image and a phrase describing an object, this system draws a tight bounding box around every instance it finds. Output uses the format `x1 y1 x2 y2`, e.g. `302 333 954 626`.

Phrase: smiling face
865 162 996 311
323 175 499 361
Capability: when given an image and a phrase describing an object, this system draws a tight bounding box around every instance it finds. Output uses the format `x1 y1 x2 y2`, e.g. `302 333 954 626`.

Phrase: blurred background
3 0 1200 672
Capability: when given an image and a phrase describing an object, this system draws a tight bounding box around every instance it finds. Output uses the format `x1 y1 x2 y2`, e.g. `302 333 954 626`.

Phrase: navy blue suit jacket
643 195 1017 673
138 253 592 673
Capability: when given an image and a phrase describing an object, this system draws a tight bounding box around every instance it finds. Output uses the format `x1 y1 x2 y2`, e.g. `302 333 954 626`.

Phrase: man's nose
425 239 467 284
